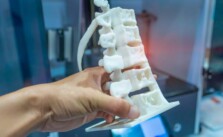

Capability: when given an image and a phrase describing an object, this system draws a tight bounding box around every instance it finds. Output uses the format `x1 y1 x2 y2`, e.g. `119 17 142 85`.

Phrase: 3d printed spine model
78 0 179 131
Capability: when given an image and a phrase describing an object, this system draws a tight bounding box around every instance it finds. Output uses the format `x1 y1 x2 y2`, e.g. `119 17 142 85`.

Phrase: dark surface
161 92 198 137
9 0 51 86
0 0 24 95
59 119 112 137
159 71 198 137
161 76 198 98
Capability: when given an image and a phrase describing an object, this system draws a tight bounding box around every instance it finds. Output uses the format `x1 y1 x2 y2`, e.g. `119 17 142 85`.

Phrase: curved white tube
77 19 98 71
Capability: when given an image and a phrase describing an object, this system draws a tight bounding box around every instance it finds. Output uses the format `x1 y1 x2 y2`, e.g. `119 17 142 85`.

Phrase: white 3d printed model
77 0 180 132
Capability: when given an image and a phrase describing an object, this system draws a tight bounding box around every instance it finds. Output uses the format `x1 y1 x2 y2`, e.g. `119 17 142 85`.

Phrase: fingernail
128 106 140 119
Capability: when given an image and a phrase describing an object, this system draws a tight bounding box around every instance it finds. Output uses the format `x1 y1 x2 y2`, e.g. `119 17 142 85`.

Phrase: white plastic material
99 32 116 48
77 0 180 132
132 91 169 115
94 0 109 8
86 101 179 132
102 55 124 73
122 67 153 92
110 80 132 98
96 14 112 27
117 45 148 68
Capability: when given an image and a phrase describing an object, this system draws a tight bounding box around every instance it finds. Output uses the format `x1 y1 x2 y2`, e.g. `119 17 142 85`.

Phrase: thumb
91 92 140 119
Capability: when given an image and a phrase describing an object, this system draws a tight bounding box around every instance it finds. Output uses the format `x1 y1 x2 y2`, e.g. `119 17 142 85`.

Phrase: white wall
110 0 206 83
142 0 216 134
143 0 204 82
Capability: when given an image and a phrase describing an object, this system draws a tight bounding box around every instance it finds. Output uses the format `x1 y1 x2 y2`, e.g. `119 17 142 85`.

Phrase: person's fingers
97 111 109 118
101 71 111 85
96 67 111 90
105 115 114 123
84 67 109 81
154 74 157 79
97 111 114 123
84 67 105 74
41 111 101 132
84 67 111 89
41 116 87 132
91 92 140 119
101 83 111 95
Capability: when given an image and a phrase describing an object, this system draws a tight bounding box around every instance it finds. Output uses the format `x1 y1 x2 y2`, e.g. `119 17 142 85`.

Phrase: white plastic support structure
77 0 180 132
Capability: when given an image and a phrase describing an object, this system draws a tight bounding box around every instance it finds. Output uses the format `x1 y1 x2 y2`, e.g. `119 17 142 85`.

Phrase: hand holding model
77 0 179 131
0 67 140 137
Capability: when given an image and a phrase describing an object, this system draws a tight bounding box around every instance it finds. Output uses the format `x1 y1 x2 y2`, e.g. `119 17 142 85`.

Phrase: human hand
38 67 140 132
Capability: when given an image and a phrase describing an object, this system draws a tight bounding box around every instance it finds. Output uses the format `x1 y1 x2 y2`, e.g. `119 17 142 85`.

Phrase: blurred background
0 0 223 136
